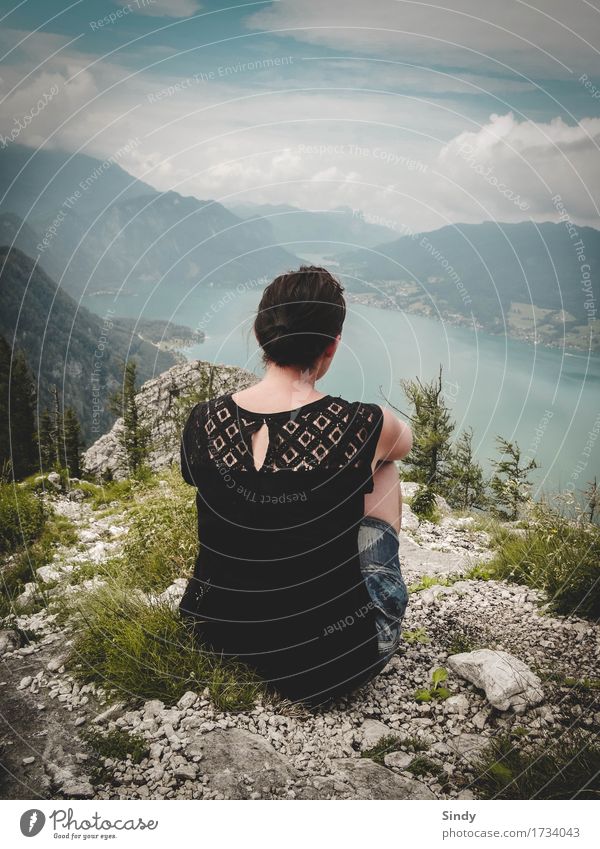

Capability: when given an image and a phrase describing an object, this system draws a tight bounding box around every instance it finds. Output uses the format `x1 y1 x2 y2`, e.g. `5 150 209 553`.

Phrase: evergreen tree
49 385 62 468
0 336 11 475
63 406 82 477
6 347 37 479
37 408 54 472
446 427 486 510
110 360 148 474
489 436 538 520
583 477 599 524
399 364 455 493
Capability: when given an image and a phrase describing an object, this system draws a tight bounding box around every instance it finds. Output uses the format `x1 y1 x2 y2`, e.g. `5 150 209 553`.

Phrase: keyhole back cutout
250 421 270 471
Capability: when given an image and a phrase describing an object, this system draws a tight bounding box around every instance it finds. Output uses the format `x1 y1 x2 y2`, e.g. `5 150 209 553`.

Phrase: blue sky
1 0 599 231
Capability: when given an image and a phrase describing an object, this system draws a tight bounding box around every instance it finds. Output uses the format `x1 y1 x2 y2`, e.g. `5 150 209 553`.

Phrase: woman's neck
232 363 325 412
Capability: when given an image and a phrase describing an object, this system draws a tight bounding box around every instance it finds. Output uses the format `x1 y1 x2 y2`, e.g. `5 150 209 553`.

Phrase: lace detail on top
182 393 384 476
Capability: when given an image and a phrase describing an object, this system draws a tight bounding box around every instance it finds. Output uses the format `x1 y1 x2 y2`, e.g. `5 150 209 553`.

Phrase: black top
179 391 385 705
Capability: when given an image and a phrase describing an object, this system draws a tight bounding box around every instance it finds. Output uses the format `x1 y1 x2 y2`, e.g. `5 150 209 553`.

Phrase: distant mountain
228 202 398 254
0 148 303 315
335 221 600 348
0 144 154 224
0 247 186 444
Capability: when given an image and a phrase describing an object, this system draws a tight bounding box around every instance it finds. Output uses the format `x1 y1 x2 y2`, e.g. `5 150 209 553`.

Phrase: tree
399 364 455 493
583 477 599 524
63 406 82 477
446 427 486 510
37 408 54 472
1 344 38 479
489 436 538 520
49 385 62 468
110 360 148 474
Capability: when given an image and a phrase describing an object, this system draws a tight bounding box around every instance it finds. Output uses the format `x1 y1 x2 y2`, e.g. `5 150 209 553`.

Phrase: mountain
0 144 154 224
0 148 303 315
229 202 398 255
335 221 600 349
0 247 187 444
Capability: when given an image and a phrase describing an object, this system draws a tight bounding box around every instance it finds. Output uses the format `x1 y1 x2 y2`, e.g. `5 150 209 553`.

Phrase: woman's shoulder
329 394 384 421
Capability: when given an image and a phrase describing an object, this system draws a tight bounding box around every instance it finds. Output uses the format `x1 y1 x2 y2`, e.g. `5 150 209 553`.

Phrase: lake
87 286 600 497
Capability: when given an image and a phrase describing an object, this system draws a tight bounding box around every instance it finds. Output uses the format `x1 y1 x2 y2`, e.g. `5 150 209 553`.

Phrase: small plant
408 573 462 593
411 486 439 521
414 667 451 702
464 562 494 581
84 728 149 786
402 627 431 644
470 728 600 799
361 735 405 765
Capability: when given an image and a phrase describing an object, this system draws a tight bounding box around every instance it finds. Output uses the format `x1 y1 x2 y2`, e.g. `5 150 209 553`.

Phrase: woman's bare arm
374 406 413 466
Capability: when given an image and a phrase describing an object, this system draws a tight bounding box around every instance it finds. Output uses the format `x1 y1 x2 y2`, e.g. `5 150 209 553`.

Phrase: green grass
470 728 600 799
0 506 77 619
0 482 45 555
361 734 430 766
408 573 464 593
483 501 600 618
65 582 264 712
84 728 149 786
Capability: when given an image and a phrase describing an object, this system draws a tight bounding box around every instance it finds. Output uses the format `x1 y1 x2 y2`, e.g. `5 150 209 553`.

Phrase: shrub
471 728 600 799
84 728 149 786
66 582 264 712
485 498 600 618
0 483 45 554
410 486 438 521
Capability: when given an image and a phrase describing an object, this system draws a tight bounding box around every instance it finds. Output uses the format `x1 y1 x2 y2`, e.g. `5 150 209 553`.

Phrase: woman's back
179 391 385 704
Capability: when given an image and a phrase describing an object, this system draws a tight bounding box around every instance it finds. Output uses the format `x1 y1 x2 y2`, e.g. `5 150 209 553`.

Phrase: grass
65 581 264 712
406 754 449 791
0 482 45 555
470 728 600 800
0 507 77 619
408 572 464 593
483 499 600 618
84 728 149 786
361 734 430 766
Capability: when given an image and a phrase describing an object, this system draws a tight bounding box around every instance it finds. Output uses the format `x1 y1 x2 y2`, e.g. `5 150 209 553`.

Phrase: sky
1 0 600 233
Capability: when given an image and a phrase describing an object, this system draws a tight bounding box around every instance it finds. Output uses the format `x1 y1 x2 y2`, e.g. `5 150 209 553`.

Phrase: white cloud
245 0 600 78
436 112 600 226
115 0 202 18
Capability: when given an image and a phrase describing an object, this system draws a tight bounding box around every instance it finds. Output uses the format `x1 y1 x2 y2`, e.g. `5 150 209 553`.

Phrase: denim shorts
358 516 409 660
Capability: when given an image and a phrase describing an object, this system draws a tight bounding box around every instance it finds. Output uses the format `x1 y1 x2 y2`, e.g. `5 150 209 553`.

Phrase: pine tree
583 477 599 524
63 407 82 477
399 364 455 493
0 336 11 475
49 385 62 469
446 427 486 510
110 360 148 474
7 347 37 479
489 436 538 520
37 408 54 472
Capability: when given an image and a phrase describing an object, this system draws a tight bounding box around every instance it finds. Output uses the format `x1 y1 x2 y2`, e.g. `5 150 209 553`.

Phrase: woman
180 266 412 707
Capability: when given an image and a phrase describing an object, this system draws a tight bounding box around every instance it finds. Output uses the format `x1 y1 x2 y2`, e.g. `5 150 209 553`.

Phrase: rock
36 564 63 584
158 578 188 611
193 728 297 799
177 690 199 711
47 471 62 489
384 751 413 770
47 654 68 672
401 504 420 531
174 764 198 781
17 676 33 690
447 733 491 766
15 582 41 610
92 702 126 725
447 649 544 711
356 719 394 751
444 694 470 715
326 759 436 799
82 360 256 478
60 779 95 799
68 488 86 502
22 756 36 765
0 629 19 655
420 585 455 605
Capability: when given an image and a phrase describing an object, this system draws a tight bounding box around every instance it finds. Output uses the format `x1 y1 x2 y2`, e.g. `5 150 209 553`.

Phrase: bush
67 582 264 712
84 728 149 785
0 483 45 554
471 728 600 799
486 498 600 618
410 486 439 521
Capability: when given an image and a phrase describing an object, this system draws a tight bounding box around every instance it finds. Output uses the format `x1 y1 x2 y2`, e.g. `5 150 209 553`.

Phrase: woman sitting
180 266 412 707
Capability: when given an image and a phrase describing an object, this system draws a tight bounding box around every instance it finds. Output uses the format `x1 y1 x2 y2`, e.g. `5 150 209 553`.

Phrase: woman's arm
374 406 413 466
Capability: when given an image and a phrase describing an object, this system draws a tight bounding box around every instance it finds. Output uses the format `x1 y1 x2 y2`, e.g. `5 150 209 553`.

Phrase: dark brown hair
254 266 346 369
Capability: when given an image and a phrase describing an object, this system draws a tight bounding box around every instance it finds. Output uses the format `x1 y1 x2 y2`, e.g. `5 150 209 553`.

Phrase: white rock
383 751 413 769
357 719 393 751
444 694 470 715
447 649 544 711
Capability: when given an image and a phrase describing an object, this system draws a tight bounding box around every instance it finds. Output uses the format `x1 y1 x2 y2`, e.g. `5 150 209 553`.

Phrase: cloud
114 0 202 18
245 0 600 78
436 112 600 226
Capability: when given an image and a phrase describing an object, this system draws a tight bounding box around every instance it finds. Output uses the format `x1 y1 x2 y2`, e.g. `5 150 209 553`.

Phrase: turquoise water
88 287 600 496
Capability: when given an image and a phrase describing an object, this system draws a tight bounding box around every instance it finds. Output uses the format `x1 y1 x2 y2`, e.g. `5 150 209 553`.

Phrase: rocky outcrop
82 359 256 479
